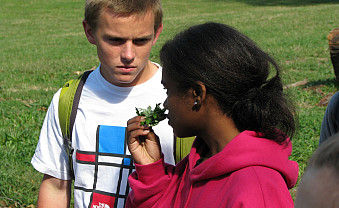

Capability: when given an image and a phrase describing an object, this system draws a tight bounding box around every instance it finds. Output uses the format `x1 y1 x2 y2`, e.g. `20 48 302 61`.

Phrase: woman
126 22 298 208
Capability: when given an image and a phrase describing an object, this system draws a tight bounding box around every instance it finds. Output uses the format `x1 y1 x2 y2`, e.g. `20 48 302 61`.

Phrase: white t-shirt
31 63 175 208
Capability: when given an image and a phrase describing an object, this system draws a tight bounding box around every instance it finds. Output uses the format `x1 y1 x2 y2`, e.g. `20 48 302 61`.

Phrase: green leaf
135 103 167 126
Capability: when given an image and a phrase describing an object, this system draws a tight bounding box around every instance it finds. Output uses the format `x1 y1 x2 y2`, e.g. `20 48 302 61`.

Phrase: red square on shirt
91 192 115 208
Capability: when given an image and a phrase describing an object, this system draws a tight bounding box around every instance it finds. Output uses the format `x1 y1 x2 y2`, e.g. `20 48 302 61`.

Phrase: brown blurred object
327 27 339 82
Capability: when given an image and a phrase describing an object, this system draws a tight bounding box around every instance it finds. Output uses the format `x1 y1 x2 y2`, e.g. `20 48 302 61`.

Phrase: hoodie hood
188 130 298 189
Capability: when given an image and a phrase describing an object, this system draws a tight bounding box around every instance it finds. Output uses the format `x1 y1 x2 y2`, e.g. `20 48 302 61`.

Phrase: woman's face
161 70 197 138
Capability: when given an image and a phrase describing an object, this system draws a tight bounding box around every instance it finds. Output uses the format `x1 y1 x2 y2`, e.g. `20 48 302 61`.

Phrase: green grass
1 0 339 206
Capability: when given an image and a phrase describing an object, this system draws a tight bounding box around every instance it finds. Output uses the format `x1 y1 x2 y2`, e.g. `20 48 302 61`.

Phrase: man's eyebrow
103 34 153 41
103 34 124 39
134 35 153 40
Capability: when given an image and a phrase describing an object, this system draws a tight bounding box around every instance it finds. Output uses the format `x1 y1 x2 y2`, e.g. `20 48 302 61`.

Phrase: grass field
1 0 339 206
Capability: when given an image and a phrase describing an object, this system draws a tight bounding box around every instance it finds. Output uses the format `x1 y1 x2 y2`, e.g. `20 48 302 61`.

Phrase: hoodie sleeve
126 157 181 208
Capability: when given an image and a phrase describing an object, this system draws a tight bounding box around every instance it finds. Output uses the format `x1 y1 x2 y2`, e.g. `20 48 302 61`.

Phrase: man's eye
108 38 125 45
133 39 150 46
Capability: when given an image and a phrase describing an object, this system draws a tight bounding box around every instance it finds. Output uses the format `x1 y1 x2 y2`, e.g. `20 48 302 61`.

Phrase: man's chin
110 76 138 87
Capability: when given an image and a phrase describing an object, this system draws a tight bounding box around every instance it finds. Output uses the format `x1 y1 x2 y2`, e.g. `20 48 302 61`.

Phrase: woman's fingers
127 116 149 142
126 116 162 165
128 129 150 143
127 116 145 130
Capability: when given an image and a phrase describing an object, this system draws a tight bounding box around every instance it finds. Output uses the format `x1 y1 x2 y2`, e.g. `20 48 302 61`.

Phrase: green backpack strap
58 70 93 179
175 136 195 163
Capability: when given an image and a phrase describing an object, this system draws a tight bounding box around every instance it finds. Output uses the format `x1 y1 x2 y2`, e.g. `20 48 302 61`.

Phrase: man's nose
121 41 135 63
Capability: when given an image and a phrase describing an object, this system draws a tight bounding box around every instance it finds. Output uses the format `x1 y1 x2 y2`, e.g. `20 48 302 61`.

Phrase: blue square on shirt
98 125 126 154
123 158 131 166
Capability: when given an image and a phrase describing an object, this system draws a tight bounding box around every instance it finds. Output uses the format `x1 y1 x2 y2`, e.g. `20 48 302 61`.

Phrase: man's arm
37 174 71 208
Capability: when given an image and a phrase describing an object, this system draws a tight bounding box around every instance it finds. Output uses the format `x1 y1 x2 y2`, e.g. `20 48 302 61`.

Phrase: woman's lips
166 114 171 125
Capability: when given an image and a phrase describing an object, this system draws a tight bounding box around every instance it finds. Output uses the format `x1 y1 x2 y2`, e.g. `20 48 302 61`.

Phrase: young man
294 134 339 208
31 1 175 207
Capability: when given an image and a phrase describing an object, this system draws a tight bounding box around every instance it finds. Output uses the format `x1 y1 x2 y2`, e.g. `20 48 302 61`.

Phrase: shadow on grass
304 78 338 88
301 78 338 107
213 0 339 6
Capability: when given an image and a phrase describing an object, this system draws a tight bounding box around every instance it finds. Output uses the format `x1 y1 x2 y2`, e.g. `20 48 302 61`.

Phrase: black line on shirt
76 159 135 169
87 125 101 208
77 149 134 158
75 186 127 198
93 125 100 189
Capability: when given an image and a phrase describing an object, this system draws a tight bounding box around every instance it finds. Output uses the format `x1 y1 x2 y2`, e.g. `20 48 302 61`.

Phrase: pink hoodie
126 130 298 208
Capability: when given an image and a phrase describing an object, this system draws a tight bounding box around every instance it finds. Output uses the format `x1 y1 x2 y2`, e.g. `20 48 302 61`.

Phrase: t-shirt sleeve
31 89 72 180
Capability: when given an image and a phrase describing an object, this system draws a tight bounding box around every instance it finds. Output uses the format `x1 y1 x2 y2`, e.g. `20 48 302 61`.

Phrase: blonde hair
84 0 163 32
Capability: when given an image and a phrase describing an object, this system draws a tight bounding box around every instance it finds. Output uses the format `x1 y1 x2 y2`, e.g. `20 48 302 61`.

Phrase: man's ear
83 20 96 45
152 23 163 46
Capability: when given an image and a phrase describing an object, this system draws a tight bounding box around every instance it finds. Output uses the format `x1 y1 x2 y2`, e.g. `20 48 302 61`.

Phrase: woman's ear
192 81 206 110
193 81 206 99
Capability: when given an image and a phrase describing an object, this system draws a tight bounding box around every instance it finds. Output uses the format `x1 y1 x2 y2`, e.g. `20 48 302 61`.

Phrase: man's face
84 9 162 87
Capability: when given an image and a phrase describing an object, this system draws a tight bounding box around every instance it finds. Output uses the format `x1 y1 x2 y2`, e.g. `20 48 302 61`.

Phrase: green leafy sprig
135 103 167 127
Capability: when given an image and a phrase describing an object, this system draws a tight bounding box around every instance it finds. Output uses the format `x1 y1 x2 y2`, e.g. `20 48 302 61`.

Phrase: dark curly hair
160 22 296 143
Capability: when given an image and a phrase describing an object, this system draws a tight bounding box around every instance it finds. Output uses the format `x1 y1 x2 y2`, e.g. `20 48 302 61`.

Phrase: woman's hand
127 116 162 165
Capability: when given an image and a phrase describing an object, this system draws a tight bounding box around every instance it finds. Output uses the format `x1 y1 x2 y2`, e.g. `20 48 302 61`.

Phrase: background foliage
1 0 339 206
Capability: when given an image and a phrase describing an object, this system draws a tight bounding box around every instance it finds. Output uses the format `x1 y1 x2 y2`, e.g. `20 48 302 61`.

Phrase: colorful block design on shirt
91 192 115 208
74 125 134 208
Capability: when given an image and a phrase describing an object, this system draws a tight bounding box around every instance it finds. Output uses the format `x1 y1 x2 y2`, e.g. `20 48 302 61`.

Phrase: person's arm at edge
126 157 176 208
37 174 71 208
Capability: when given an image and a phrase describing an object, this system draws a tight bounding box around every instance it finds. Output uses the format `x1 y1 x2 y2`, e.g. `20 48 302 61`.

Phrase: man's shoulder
152 61 162 69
